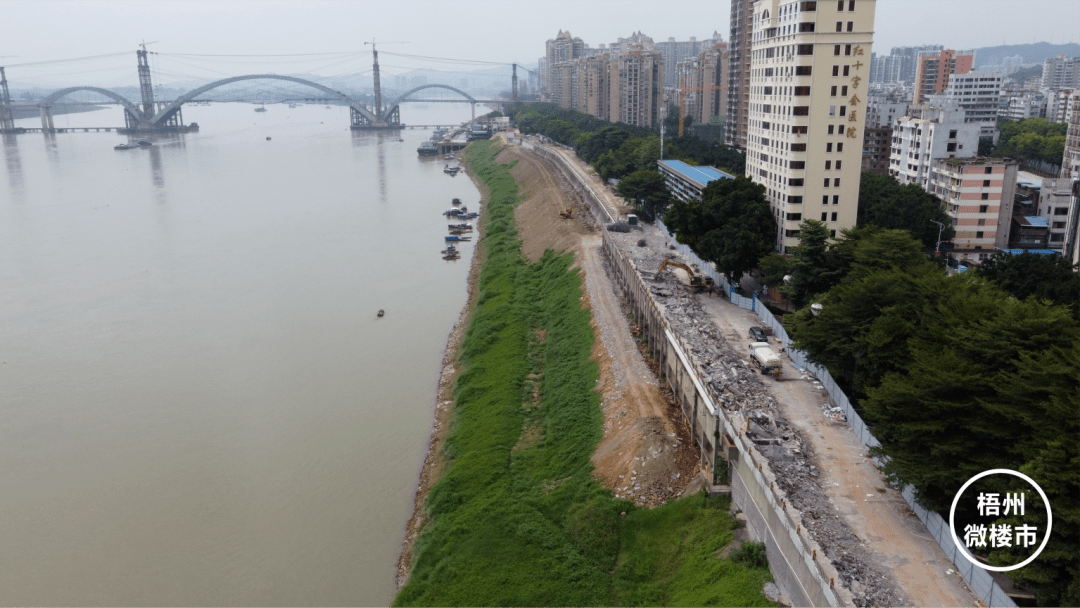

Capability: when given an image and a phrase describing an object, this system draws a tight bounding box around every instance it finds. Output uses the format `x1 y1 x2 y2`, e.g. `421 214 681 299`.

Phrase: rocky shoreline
394 154 487 591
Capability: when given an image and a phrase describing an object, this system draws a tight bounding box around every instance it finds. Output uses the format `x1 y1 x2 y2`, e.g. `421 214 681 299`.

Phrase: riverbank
395 150 489 590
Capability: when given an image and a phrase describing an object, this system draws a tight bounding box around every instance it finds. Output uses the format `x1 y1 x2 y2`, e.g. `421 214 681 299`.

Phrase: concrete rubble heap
605 227 907 608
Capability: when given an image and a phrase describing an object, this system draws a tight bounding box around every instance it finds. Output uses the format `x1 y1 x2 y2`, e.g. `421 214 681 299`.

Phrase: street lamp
930 220 945 254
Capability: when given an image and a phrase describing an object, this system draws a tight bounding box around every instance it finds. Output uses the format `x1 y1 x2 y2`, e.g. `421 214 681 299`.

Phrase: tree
615 168 673 220
857 171 954 250
780 220 844 309
977 251 1080 318
662 175 775 285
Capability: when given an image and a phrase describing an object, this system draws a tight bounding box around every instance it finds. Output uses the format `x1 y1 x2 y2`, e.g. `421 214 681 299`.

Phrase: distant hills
972 42 1080 68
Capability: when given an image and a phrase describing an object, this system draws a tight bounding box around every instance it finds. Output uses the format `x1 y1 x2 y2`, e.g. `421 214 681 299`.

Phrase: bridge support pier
471 102 475 123
39 107 54 132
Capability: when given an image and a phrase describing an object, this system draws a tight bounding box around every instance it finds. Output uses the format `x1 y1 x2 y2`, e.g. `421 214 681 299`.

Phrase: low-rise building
658 159 734 202
929 157 1018 266
1009 215 1051 250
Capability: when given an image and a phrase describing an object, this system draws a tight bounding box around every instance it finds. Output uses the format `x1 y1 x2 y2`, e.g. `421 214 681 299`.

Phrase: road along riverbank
394 138 775 606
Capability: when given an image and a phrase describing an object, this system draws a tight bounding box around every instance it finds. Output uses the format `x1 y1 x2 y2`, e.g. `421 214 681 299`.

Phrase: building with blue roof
657 159 734 202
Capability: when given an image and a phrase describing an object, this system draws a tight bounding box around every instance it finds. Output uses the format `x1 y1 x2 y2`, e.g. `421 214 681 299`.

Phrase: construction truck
655 257 716 293
559 208 573 219
748 342 782 376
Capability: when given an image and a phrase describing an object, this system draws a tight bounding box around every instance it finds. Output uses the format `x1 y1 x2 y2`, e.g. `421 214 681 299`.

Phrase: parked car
749 326 768 342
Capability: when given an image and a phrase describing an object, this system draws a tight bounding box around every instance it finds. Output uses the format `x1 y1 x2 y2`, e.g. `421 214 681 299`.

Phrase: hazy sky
3 0 1079 84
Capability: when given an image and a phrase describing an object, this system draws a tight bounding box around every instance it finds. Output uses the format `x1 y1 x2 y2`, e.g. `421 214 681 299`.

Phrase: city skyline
2 0 1078 76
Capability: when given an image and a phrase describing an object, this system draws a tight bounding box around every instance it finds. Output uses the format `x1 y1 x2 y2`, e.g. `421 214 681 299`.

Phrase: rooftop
658 160 734 188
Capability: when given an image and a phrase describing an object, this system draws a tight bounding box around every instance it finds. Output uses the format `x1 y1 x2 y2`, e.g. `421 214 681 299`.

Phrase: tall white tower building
745 0 877 252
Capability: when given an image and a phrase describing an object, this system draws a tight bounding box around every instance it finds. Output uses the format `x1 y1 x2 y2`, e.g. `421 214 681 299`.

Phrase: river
0 102 478 605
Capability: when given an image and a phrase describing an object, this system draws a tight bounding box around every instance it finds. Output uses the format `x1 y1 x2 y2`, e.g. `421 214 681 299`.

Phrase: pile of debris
605 226 908 607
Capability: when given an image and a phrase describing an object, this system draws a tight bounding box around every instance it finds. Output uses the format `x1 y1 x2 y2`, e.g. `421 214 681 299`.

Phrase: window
832 65 840 76
947 143 957 152
1053 221 1067 229
981 193 989 200
1054 207 1069 215
796 66 813 75
821 212 828 221
793 125 808 134
829 105 836 116
795 86 810 95
831 85 838 96
845 44 852 56
839 106 846 117
836 160 842 170
1051 233 1065 242
984 166 993 174
801 1 817 10
837 0 844 10
982 179 990 187
797 44 814 55
847 21 854 31
836 21 843 32
789 178 804 186
834 45 841 56
849 0 855 9
799 22 816 32
843 65 850 76
763 104 772 113
977 219 986 226
822 195 829 204
791 143 807 151
828 125 835 134
834 178 840 187
841 85 848 96
793 106 810 115
790 161 806 169
837 142 844 152
764 86 773 95
830 229 836 238
976 231 984 239
826 143 833 152
831 212 838 221
825 160 832 169
824 178 831 187
949 129 958 138
833 195 840 204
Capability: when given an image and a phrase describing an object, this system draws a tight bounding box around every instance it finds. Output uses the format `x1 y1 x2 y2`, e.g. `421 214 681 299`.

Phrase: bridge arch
381 84 477 121
149 74 378 126
40 87 142 117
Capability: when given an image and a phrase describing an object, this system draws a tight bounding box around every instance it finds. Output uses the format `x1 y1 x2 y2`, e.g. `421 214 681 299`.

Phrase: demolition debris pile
604 226 908 608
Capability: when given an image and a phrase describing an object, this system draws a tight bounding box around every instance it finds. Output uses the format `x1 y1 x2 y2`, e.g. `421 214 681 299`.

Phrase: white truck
748 342 783 376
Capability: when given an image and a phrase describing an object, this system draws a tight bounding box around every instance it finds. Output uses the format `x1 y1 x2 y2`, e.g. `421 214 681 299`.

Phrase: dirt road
499 141 698 506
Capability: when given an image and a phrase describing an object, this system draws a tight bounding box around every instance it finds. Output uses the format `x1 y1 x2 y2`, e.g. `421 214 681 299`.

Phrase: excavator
558 208 573 219
655 257 715 294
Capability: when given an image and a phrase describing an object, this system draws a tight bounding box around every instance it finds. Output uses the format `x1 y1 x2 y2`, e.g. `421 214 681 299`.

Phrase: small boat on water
377 309 385 318
136 139 153 146
443 165 460 176
451 198 462 206
114 143 136 150
255 105 267 112
445 235 472 242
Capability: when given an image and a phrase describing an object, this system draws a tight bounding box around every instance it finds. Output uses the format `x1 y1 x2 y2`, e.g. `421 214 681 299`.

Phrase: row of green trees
781 224 1078 605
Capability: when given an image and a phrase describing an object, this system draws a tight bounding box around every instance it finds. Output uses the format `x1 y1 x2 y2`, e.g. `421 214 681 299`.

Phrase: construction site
489 131 989 607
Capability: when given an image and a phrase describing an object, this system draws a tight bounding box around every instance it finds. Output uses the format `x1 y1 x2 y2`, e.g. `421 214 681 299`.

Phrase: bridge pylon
0 67 14 131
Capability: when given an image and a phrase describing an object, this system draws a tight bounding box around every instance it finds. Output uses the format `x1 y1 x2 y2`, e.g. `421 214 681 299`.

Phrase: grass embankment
394 139 775 607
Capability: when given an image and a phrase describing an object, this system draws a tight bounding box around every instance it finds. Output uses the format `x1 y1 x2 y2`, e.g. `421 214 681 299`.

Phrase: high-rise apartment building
726 0 754 148
573 55 611 121
745 0 876 252
658 34 725 87
1041 55 1080 90
913 49 974 104
675 44 730 125
609 47 665 127
543 31 586 101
